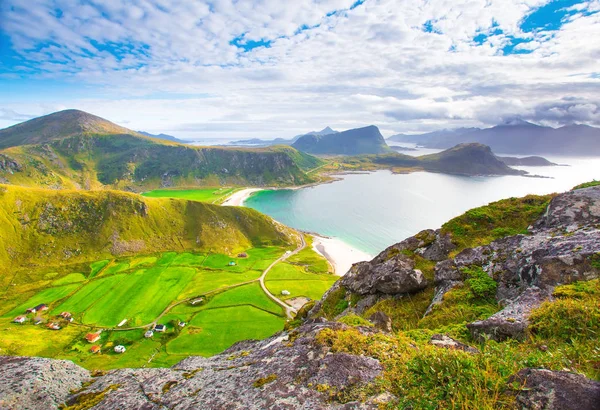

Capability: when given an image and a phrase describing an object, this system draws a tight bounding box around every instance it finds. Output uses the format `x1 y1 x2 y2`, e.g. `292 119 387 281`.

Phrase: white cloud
0 0 599 137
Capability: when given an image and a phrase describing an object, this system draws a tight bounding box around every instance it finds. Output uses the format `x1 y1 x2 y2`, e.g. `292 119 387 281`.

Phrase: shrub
463 266 497 300
338 314 373 327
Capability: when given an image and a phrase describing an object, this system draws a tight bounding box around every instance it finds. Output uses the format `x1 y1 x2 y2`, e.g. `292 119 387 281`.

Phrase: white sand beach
221 188 263 206
311 235 373 276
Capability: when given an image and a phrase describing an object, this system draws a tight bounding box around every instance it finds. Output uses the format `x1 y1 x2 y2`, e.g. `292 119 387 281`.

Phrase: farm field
0 237 336 369
141 187 240 204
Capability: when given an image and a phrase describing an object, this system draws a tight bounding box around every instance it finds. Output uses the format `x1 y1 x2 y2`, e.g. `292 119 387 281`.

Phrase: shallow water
245 155 600 256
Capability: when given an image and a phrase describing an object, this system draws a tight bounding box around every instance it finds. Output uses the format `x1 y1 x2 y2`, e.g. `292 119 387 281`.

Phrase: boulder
368 311 393 333
509 368 600 410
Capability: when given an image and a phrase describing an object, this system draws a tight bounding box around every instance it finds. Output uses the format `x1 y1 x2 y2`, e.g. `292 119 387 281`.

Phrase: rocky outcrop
0 356 90 410
0 322 385 410
509 368 600 410
430 186 600 341
368 311 393 333
429 334 480 354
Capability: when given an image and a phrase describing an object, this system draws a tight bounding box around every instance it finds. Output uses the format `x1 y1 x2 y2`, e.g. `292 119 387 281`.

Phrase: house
90 345 101 354
47 323 61 330
59 312 72 319
13 316 26 324
154 324 166 332
237 252 248 258
34 304 48 312
85 333 101 343
114 345 126 353
190 298 204 305
144 330 154 338
228 261 236 266
281 290 291 296
178 321 186 328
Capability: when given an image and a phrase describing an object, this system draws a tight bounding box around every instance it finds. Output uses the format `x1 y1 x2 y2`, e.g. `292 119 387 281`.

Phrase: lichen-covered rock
509 368 600 410
6 322 383 410
429 334 480 354
0 356 90 410
341 254 427 296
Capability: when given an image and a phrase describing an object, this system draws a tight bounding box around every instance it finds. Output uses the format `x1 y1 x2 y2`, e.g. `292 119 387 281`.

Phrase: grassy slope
141 187 240 204
0 184 295 285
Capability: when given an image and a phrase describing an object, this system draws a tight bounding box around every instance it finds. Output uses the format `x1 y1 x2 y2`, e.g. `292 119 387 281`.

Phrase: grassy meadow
0 239 336 369
141 187 240 204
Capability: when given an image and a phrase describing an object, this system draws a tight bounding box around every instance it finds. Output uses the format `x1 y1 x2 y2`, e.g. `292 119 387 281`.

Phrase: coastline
221 188 264 206
311 234 373 276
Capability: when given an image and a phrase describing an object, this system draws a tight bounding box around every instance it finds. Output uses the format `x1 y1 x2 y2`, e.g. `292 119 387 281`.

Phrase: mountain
498 156 558 166
4 184 599 409
389 121 600 155
231 126 338 146
138 131 187 143
0 184 294 276
0 109 141 149
292 125 390 155
348 143 525 176
0 110 323 190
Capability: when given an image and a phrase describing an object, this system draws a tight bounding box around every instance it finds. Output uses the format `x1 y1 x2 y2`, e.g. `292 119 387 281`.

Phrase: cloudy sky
1 0 599 139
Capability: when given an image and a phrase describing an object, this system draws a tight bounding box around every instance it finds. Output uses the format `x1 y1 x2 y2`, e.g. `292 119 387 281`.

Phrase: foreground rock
0 356 90 410
0 321 384 410
509 368 600 410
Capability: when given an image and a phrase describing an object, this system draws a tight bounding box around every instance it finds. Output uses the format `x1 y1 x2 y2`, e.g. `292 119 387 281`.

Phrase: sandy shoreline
221 186 374 274
221 188 263 206
311 234 373 276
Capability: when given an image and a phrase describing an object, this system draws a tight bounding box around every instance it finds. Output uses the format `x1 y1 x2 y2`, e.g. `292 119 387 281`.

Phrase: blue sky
0 0 599 138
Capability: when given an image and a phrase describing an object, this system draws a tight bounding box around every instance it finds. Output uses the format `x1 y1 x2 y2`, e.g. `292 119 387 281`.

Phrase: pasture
141 187 239 204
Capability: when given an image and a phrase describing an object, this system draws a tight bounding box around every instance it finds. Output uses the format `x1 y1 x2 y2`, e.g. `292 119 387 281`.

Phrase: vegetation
441 194 554 254
572 180 600 190
142 187 240 204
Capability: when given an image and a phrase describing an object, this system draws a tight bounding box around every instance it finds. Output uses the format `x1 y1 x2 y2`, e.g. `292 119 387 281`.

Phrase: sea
244 145 600 256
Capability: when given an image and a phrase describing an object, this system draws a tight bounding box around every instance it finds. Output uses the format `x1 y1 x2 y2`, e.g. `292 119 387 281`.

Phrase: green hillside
0 110 324 190
0 184 296 281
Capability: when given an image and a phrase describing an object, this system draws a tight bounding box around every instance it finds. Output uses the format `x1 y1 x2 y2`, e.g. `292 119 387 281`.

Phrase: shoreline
221 188 264 206
310 234 373 276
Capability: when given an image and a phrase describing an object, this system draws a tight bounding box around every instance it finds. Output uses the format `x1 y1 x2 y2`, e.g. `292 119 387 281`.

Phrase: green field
141 187 239 204
0 236 336 369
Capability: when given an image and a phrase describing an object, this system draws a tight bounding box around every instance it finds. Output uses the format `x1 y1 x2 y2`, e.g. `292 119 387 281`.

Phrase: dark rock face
0 356 90 410
368 311 393 333
509 368 600 410
1 322 383 410
429 334 480 354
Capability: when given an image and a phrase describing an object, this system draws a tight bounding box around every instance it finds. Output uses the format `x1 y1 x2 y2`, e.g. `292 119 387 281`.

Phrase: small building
47 322 61 330
114 345 126 354
90 345 101 354
117 319 128 327
34 304 48 312
228 261 236 266
34 317 44 325
237 252 248 258
85 332 101 343
154 324 166 333
281 290 291 296
59 312 72 319
144 330 154 338
13 316 26 324
178 321 186 328
190 298 204 305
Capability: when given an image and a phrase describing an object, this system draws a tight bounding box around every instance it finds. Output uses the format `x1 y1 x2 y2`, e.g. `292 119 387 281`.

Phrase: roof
154 324 166 330
85 333 101 342
34 304 48 310
90 345 101 352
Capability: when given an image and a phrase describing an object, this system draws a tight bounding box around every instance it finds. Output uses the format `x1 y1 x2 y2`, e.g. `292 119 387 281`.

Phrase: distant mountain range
138 131 187 143
231 126 338 146
292 125 390 155
388 120 600 155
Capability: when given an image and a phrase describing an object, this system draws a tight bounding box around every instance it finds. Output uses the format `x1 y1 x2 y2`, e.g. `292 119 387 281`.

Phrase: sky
0 0 599 140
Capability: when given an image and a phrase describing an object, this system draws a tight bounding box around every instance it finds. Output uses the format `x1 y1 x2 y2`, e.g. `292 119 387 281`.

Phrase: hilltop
0 110 323 190
388 121 600 156
333 142 525 176
2 184 599 409
231 126 338 146
292 125 390 155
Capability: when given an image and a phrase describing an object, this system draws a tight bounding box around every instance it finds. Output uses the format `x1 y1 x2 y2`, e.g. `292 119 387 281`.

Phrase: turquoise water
245 156 600 255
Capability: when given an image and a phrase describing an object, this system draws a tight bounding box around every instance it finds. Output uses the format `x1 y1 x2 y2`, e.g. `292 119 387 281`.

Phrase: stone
509 368 600 410
429 334 480 354
368 311 393 333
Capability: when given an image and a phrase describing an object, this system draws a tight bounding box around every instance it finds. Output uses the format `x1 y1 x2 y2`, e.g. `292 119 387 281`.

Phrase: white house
154 324 166 332
144 330 154 338
13 316 26 324
114 345 126 353
281 290 291 296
